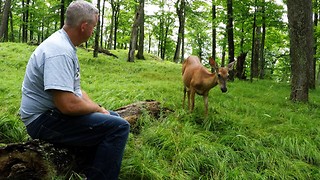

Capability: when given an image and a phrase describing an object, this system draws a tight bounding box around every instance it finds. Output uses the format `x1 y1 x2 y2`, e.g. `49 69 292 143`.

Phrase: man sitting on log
19 1 130 179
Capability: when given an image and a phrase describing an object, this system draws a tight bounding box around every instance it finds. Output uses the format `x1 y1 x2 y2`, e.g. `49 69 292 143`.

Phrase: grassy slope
1 43 320 179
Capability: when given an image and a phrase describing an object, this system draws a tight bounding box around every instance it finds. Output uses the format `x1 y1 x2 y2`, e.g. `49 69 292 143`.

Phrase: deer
182 55 235 115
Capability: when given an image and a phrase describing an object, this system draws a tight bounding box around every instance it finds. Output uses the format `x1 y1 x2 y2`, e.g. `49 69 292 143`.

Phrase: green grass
1 42 320 179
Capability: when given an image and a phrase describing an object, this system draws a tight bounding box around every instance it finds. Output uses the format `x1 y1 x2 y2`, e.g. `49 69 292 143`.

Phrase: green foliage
1 43 320 179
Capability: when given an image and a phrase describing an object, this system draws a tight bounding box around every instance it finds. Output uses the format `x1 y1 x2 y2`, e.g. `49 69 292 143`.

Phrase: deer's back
182 56 213 89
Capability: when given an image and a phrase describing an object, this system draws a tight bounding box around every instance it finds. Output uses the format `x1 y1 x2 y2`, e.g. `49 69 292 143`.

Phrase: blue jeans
26 109 130 180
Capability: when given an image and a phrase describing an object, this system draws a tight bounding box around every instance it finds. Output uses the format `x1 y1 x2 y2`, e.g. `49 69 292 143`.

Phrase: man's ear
80 22 87 32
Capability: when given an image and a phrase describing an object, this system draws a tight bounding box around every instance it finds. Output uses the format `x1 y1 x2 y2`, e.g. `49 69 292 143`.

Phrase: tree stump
0 100 172 179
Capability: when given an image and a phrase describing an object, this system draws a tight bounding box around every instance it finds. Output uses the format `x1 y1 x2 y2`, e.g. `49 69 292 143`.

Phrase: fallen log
97 48 118 58
0 100 172 179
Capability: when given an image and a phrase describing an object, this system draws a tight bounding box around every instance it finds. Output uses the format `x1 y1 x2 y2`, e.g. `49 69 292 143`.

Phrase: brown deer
182 55 235 115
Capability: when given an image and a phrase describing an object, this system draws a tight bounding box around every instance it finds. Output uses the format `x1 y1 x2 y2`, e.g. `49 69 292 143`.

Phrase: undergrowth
1 43 320 179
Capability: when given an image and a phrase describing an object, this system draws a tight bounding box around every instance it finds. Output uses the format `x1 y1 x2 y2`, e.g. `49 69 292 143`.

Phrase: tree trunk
128 2 142 62
114 2 120 50
60 0 65 29
250 0 257 82
100 0 106 48
259 0 266 79
253 26 261 78
9 11 14 41
173 0 185 63
221 31 227 68
108 0 115 49
236 22 247 80
0 100 172 179
22 0 30 43
287 0 313 102
227 0 235 80
311 0 318 88
161 17 173 60
0 0 11 42
212 1 216 61
136 0 145 60
93 0 101 58
236 52 248 80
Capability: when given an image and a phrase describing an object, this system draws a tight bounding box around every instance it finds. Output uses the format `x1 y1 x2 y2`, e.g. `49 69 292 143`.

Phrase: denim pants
26 109 130 180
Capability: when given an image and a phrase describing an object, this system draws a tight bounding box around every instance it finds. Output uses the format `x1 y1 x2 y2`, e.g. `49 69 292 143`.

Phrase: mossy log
0 100 172 179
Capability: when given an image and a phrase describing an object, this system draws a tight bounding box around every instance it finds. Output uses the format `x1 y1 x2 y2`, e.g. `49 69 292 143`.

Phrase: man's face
81 15 98 42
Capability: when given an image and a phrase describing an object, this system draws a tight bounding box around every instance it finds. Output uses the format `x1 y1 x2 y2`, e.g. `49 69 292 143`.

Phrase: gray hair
65 0 99 27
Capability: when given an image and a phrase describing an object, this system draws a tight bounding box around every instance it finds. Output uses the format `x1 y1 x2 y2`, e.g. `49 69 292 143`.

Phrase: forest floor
1 43 320 179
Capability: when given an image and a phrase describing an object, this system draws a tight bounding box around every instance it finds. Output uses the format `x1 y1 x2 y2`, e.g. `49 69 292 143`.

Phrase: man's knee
118 119 130 136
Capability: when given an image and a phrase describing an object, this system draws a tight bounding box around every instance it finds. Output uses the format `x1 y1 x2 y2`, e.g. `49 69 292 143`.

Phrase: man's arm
52 90 109 115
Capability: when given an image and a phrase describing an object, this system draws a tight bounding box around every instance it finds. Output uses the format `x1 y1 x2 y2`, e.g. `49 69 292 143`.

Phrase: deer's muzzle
221 87 227 93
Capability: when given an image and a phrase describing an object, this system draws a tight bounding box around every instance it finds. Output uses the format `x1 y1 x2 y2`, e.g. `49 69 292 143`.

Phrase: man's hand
97 105 110 115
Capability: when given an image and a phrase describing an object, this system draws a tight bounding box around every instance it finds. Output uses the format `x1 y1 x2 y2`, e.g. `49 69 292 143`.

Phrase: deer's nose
221 87 227 93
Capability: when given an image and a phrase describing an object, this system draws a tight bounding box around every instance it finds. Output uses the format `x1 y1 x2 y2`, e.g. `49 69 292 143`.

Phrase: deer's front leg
183 87 187 109
187 89 191 111
190 88 196 112
203 94 208 116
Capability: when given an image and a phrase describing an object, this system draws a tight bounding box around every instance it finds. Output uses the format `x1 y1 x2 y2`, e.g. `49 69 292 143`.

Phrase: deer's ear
228 61 236 70
209 57 219 69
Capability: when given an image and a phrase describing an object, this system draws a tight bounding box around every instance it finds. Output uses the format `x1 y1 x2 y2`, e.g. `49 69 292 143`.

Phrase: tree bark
212 1 216 62
0 0 11 42
311 0 318 88
259 0 266 79
60 0 65 29
128 2 142 62
136 0 145 60
236 52 248 80
100 0 106 48
173 0 185 63
114 2 120 50
227 0 235 80
93 0 101 58
236 22 247 80
0 100 172 179
287 0 314 102
108 0 115 49
250 0 257 82
22 0 30 43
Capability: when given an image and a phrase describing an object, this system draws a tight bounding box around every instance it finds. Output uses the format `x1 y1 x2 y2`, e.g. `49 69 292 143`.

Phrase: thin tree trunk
108 0 115 49
181 24 185 63
212 1 216 61
9 11 14 41
250 0 257 82
60 0 65 29
311 0 318 88
94 0 101 58
100 0 106 48
253 26 261 78
236 22 247 80
259 0 266 79
114 2 120 50
173 0 185 63
136 0 145 60
227 0 235 80
221 31 227 68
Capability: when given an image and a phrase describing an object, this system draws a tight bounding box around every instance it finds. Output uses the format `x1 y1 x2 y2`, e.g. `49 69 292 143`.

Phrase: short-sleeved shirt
20 29 82 126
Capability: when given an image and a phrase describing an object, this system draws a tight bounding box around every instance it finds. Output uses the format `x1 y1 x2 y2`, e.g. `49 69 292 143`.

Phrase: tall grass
1 43 320 179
